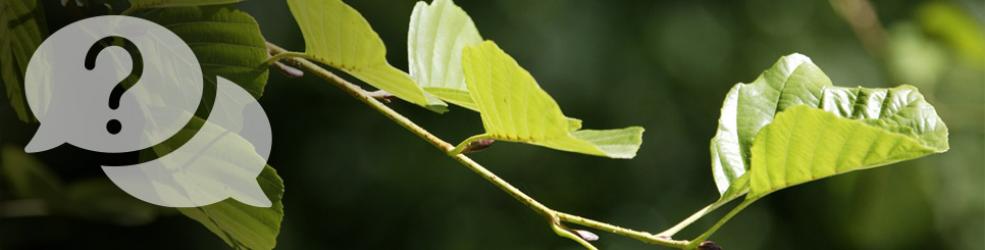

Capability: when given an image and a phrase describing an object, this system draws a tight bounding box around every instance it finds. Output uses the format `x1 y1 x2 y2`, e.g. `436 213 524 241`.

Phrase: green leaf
178 165 284 250
134 7 282 249
287 0 444 111
132 6 269 97
406 0 585 129
710 54 826 201
0 0 47 122
125 0 242 14
709 53 948 201
747 105 944 198
461 41 644 158
407 0 482 108
138 114 285 250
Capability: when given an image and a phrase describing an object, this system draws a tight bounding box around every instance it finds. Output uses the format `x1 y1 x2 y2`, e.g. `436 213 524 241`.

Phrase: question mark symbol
84 36 143 135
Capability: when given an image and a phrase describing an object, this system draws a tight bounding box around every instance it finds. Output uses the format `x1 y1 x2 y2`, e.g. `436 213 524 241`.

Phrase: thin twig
266 42 691 249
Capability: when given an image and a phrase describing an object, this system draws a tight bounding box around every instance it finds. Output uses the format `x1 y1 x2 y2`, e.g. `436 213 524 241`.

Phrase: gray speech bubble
23 16 272 207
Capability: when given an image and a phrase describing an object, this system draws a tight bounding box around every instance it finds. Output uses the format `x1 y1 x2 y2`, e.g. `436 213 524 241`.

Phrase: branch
265 42 692 249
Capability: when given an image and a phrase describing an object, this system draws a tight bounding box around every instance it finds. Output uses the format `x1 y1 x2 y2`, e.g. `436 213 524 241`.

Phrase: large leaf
407 0 482 109
287 0 444 111
747 105 945 198
132 6 269 97
137 114 284 250
0 0 47 122
710 54 829 201
709 53 948 202
461 41 644 158
177 165 284 250
133 6 283 249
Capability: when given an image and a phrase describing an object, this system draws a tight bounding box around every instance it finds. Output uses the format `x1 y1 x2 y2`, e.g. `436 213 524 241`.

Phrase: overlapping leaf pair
287 0 644 159
708 54 949 204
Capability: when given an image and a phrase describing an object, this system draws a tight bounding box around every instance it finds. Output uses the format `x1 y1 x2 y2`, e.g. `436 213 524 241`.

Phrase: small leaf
0 0 47 122
407 0 482 108
287 0 443 111
747 105 944 198
461 41 644 158
407 0 586 129
709 53 948 201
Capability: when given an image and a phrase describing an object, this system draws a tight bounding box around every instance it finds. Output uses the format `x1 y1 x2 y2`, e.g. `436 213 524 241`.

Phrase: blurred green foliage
0 0 982 249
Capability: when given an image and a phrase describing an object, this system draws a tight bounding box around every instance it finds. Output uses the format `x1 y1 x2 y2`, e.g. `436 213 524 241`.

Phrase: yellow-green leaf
747 105 944 198
406 0 583 129
461 41 643 158
407 0 482 109
709 53 948 202
287 0 444 111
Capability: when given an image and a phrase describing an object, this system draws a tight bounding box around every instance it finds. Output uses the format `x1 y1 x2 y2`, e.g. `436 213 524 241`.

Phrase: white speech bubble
24 15 202 153
23 16 272 207
101 77 272 207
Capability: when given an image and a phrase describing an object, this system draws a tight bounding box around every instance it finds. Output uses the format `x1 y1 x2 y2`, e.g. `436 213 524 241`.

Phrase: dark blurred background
1 0 983 249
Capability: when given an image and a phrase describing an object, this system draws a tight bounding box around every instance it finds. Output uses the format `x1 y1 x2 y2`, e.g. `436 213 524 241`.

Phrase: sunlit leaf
287 0 444 111
461 41 644 158
710 54 827 201
406 0 584 130
0 0 47 122
747 105 946 198
407 0 482 108
709 53 948 202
